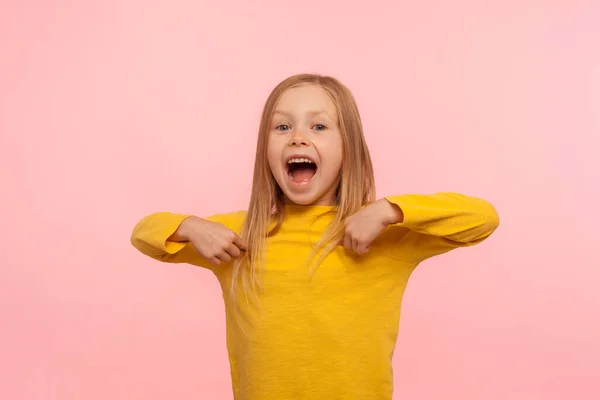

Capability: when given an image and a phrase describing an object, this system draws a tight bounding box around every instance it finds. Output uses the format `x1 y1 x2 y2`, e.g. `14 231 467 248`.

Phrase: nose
289 129 310 147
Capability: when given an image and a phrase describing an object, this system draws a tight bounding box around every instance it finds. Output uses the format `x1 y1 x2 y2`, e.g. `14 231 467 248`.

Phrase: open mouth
286 157 317 183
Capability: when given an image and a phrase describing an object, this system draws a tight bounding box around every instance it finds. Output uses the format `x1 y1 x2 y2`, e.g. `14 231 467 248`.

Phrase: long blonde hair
231 74 376 298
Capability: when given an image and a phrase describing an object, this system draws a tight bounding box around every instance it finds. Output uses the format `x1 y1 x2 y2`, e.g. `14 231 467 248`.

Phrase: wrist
379 198 404 225
176 216 203 241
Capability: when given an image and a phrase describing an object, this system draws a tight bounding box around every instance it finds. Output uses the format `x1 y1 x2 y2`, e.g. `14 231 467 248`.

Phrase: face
267 84 343 206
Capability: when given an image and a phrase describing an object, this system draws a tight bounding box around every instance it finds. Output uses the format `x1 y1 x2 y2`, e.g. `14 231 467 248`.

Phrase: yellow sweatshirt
131 193 499 400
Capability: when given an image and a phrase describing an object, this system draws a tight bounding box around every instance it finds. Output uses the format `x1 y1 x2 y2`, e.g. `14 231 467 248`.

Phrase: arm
383 192 500 263
130 211 246 268
130 212 206 267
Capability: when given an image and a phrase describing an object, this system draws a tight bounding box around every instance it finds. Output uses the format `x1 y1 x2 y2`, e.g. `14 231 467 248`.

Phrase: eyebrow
272 110 331 117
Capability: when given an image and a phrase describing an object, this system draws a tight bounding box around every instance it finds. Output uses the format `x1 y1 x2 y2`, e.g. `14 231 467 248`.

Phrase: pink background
1 1 599 399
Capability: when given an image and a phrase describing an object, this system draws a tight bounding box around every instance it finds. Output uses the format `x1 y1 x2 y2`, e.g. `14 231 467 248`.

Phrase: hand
177 216 246 266
343 199 403 255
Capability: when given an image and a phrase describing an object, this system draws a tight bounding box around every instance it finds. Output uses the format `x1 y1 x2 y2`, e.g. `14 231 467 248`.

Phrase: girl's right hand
175 216 246 266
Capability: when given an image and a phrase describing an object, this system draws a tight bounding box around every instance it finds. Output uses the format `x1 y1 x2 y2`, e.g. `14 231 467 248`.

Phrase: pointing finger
226 242 242 258
352 238 360 254
232 234 246 251
343 234 352 250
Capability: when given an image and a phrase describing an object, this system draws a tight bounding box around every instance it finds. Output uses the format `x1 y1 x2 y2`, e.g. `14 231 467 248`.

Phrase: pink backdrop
1 1 599 399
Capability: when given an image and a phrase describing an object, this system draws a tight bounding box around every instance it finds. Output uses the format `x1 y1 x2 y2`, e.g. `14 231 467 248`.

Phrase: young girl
131 74 499 400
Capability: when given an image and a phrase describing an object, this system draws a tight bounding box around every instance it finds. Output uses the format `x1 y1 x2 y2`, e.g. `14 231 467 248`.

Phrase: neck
282 203 336 218
283 196 337 207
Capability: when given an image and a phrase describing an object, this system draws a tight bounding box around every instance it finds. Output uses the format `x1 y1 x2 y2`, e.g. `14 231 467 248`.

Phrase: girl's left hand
343 199 404 255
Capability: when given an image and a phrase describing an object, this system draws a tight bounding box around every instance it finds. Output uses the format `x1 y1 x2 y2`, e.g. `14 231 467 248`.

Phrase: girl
131 74 500 400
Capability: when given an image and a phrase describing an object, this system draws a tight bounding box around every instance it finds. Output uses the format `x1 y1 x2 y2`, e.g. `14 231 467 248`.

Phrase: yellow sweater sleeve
130 211 246 269
384 193 500 264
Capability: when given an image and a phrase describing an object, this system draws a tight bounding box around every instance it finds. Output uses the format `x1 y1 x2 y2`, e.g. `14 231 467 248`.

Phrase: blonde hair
231 74 376 299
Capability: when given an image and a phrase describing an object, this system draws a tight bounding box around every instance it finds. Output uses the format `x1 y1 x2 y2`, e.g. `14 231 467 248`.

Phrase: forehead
274 84 337 117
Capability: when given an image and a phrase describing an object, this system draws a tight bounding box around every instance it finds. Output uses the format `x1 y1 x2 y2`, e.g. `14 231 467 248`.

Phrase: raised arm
130 211 247 269
383 192 500 263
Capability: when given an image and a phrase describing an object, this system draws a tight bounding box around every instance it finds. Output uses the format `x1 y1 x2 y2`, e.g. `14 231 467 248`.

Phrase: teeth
287 157 314 164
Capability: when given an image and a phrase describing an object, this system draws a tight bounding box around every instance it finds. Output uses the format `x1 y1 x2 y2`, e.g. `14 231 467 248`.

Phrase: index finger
232 234 246 251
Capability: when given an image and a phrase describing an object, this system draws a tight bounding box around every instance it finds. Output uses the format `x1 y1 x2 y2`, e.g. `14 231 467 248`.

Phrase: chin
283 187 336 206
283 191 321 205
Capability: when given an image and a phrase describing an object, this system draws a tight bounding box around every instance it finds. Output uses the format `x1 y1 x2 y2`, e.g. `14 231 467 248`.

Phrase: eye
275 124 291 132
313 124 327 131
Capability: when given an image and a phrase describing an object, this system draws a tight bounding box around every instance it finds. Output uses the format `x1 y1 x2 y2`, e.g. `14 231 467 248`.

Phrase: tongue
291 167 316 183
